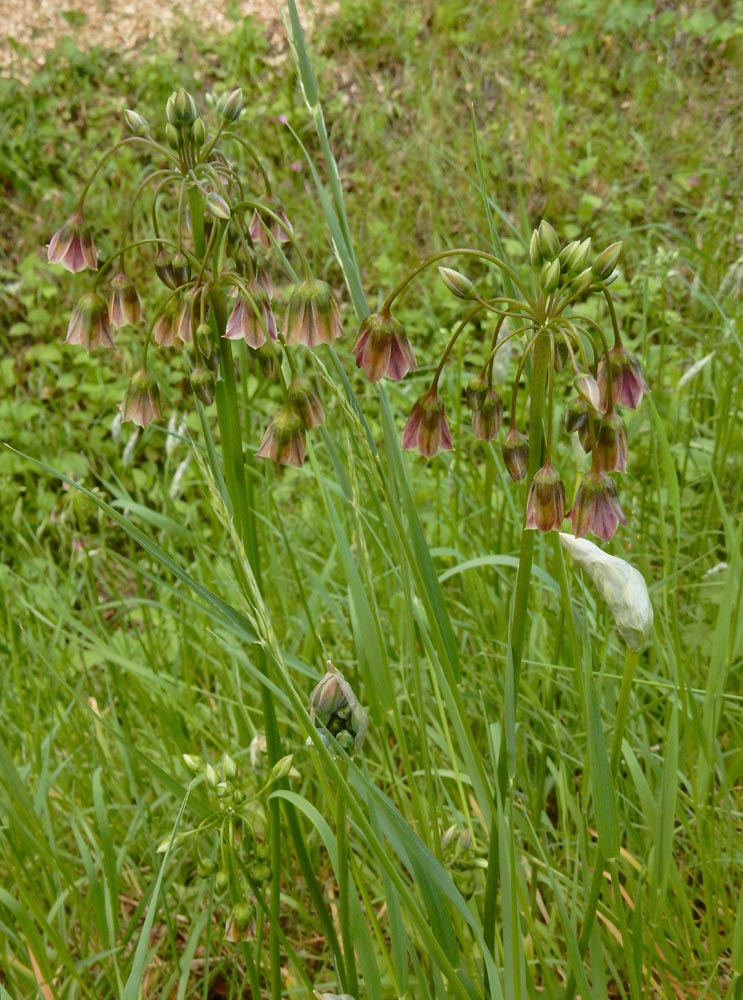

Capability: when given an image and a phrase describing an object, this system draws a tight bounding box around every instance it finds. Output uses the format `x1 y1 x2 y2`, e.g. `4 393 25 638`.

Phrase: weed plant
1 2 743 999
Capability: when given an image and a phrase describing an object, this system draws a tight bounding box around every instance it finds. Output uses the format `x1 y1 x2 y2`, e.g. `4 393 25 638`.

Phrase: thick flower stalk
353 220 649 540
48 87 345 460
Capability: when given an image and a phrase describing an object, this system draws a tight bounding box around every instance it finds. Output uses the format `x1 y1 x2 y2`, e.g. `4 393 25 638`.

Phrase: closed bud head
205 763 219 787
66 291 114 350
288 377 325 429
108 270 142 329
124 109 149 136
310 663 369 755
270 754 294 780
592 241 623 280
558 240 580 269
256 407 306 466
192 117 206 147
221 753 238 780
171 88 199 125
472 388 503 441
537 220 560 260
220 88 244 122
438 266 475 299
525 461 566 532
283 278 343 347
182 754 205 773
354 310 417 382
48 209 98 273
120 368 161 427
401 390 452 458
502 427 529 482
190 364 216 406
568 266 594 297
165 122 180 150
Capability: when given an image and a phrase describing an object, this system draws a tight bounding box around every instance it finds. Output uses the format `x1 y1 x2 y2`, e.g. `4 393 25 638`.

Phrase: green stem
336 763 357 997
611 647 639 777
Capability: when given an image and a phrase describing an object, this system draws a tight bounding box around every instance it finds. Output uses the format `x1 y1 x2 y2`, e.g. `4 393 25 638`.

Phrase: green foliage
2 2 743 998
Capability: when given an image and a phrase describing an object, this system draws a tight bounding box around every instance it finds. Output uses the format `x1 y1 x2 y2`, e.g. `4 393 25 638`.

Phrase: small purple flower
353 310 417 382
471 388 503 441
595 411 628 473
283 279 343 348
48 209 98 273
120 368 161 427
569 468 627 541
108 270 142 329
256 407 307 467
224 284 277 348
401 390 452 458
502 427 529 482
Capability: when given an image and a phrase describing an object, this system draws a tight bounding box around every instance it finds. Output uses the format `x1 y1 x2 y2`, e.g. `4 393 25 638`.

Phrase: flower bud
155 248 177 289
438 266 475 299
206 192 231 221
197 858 218 878
182 754 204 773
205 763 219 787
190 364 216 406
558 240 580 269
566 237 592 273
222 753 238 781
220 88 244 122
573 373 601 410
124 109 149 136
225 901 255 942
502 427 529 482
525 461 566 532
592 241 623 280
165 122 180 150
529 228 541 267
195 323 217 367
568 266 594 297
559 533 653 649
192 117 206 147
537 220 560 260
271 754 294 780
215 870 229 892
170 88 199 125
540 257 561 294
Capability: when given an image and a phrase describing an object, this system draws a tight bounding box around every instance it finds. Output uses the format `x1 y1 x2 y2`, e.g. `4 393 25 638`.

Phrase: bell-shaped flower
598 343 649 410
471 388 503 441
256 407 307 466
401 390 452 458
287 377 325 429
108 270 142 329
224 284 276 348
48 209 98 272
502 426 529 482
569 468 627 540
595 411 628 473
353 310 417 382
65 291 114 350
559 533 653 649
120 368 161 427
283 278 343 347
525 461 566 532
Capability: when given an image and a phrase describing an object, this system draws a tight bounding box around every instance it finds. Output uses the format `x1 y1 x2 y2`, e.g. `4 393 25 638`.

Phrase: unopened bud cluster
48 88 345 465
354 220 648 540
160 748 294 941
309 662 369 755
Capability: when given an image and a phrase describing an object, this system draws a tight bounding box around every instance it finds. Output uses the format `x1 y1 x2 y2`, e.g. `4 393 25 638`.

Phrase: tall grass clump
2 2 743 999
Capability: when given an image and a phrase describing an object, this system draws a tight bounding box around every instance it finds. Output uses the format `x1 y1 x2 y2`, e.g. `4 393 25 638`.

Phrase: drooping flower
401 390 452 458
353 310 417 382
471 388 503 441
559 532 653 650
65 291 114 350
224 284 276 348
283 278 343 347
152 298 178 347
249 196 293 247
597 343 649 410
502 427 529 482
108 270 142 329
48 209 98 273
256 407 307 466
525 461 566 532
120 368 161 427
287 377 325 429
594 411 628 473
569 468 627 541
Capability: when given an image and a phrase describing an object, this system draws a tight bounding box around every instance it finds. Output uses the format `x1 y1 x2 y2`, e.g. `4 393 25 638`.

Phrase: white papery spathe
560 533 654 650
